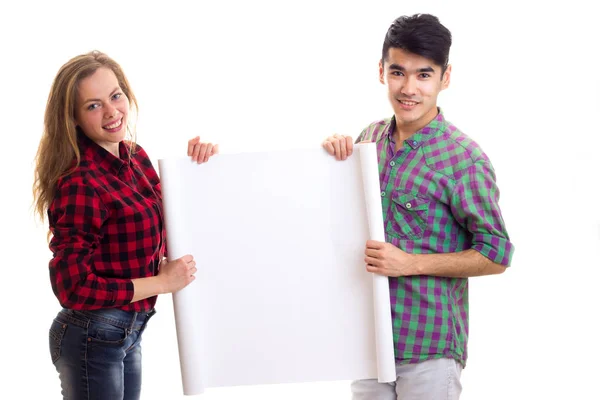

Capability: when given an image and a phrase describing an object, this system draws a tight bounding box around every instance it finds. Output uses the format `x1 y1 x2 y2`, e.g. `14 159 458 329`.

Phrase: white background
1 0 599 399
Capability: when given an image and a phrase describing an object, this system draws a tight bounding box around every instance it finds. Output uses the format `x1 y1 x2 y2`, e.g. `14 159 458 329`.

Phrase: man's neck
394 107 439 143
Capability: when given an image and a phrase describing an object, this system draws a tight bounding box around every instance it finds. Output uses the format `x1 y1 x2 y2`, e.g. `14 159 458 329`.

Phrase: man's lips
398 99 419 106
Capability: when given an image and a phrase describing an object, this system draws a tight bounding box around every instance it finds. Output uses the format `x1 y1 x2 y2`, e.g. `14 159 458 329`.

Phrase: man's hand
364 240 418 277
322 134 354 160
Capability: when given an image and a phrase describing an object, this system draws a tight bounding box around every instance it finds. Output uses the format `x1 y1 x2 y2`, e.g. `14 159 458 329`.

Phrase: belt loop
139 309 155 332
128 312 138 333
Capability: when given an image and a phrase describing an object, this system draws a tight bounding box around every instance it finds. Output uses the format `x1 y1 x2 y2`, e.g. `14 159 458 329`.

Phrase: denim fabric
351 358 462 400
49 307 155 400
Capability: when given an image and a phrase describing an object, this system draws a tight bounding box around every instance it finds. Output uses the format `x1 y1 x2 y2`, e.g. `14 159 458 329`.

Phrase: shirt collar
388 107 447 149
77 132 132 174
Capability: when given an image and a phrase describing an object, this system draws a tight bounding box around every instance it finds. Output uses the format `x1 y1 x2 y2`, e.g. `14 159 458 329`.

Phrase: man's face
380 47 451 131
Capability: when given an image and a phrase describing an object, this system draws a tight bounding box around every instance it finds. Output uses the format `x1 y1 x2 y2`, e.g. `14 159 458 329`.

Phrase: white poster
158 143 395 395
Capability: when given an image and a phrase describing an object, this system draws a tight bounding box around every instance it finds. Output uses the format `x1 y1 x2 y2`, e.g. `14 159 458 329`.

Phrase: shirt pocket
386 190 430 240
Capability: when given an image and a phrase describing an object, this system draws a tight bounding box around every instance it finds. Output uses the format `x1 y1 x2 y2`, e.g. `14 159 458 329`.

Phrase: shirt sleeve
48 176 135 309
354 128 368 144
134 145 168 259
154 181 168 259
450 161 514 266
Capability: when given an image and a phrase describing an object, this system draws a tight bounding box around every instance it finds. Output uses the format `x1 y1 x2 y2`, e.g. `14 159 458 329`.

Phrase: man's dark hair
382 14 452 74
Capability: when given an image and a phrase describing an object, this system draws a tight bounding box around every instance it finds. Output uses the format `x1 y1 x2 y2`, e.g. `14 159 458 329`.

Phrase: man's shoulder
425 119 492 176
359 118 393 141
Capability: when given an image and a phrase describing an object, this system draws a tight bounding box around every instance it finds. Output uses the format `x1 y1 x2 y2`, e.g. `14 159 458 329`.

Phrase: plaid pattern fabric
48 134 165 311
357 110 513 367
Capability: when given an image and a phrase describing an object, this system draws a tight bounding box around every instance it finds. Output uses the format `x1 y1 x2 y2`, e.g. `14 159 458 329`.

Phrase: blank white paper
158 143 395 395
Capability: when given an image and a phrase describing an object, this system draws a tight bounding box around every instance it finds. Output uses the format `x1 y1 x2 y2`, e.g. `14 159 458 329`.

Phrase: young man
323 14 514 399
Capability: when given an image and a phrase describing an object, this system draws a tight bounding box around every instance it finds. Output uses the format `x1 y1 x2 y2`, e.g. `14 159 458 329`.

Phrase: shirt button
405 202 412 209
390 161 396 167
412 141 418 146
381 191 386 197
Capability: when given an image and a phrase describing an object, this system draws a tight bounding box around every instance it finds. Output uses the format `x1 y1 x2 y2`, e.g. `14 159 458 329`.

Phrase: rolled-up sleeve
450 161 514 266
48 176 135 309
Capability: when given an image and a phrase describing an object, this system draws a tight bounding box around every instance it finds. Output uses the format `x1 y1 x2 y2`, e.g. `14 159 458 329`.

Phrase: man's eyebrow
388 64 435 73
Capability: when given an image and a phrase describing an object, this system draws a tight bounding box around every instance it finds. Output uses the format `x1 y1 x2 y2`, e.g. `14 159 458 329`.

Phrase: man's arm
413 248 506 276
364 242 505 277
365 160 513 278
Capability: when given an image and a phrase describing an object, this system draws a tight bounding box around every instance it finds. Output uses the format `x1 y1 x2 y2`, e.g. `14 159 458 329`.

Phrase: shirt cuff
471 233 514 267
108 280 135 306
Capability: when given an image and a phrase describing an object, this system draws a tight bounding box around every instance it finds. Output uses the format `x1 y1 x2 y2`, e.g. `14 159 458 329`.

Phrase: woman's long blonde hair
33 50 139 222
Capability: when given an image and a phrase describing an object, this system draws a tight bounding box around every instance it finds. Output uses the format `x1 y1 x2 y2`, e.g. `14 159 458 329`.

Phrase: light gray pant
351 358 463 400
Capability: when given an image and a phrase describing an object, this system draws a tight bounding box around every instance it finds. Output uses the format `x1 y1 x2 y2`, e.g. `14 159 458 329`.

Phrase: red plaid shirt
48 134 166 311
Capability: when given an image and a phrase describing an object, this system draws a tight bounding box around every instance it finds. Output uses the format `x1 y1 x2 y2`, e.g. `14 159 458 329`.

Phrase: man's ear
441 64 452 90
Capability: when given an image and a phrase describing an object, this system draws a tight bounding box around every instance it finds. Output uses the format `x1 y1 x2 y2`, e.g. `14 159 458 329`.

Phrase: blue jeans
49 308 155 400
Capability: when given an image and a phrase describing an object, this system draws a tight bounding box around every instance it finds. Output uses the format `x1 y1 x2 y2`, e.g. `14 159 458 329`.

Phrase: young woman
33 50 217 400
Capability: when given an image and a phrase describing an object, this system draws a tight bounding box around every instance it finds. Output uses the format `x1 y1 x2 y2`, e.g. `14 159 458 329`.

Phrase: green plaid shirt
357 110 514 367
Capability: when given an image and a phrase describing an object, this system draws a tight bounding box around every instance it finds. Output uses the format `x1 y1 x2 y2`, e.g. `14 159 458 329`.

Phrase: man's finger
345 136 354 156
332 139 342 161
365 248 380 258
339 136 347 160
365 256 381 266
323 141 335 155
366 240 385 249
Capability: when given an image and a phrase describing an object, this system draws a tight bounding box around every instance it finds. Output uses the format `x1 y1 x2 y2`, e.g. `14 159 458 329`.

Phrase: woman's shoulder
125 141 151 162
126 141 159 182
